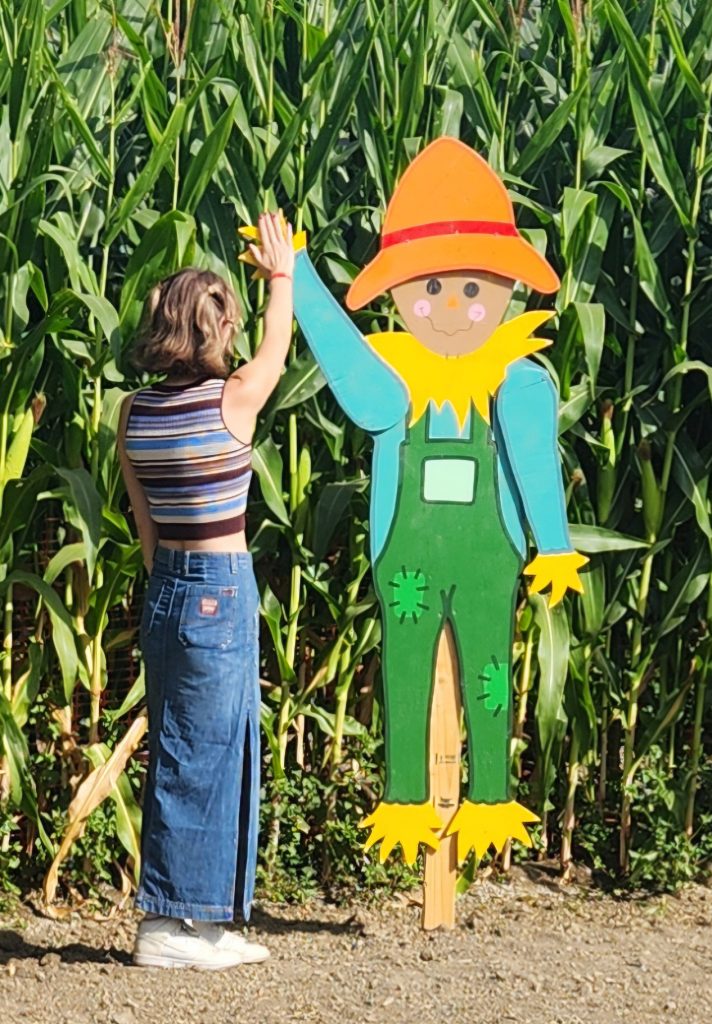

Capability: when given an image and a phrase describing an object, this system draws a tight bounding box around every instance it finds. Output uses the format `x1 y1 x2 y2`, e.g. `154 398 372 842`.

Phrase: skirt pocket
178 582 238 650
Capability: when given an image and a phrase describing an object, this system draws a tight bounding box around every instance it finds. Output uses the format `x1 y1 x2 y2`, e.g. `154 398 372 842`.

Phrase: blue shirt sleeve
494 358 573 555
293 250 409 433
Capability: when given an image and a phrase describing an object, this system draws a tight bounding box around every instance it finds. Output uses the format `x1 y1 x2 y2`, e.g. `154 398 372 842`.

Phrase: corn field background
0 0 710 911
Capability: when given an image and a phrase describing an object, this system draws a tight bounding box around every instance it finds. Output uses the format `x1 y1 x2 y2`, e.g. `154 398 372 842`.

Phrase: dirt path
2 865 712 1024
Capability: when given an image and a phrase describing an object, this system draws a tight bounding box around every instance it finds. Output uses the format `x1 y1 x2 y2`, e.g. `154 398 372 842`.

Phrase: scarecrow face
391 271 514 357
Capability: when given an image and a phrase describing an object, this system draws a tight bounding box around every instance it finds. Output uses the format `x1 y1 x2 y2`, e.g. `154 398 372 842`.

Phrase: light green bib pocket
421 456 477 504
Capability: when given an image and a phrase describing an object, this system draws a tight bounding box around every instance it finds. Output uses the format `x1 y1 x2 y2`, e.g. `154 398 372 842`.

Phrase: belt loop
230 552 238 574
185 550 190 574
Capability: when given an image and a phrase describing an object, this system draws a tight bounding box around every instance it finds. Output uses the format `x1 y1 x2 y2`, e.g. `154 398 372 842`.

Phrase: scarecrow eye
426 279 442 296
463 282 480 298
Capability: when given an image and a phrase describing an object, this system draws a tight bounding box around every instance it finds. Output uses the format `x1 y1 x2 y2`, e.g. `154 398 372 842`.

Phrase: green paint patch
477 656 510 716
388 568 430 623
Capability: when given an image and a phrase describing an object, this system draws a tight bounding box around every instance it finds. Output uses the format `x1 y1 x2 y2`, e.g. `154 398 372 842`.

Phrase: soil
2 864 712 1024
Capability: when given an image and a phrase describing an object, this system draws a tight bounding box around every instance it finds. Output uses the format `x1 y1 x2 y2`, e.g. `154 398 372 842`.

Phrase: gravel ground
2 864 712 1024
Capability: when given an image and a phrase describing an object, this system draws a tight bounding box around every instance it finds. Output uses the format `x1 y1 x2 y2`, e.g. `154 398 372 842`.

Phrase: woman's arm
117 395 159 573
225 212 294 438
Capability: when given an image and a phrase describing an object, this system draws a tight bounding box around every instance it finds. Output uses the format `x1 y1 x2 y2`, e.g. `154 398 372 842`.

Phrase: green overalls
373 402 523 806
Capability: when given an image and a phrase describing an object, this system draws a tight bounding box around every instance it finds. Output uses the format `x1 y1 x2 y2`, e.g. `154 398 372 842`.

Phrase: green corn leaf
602 182 672 328
532 594 570 810
393 19 426 160
80 293 122 359
572 301 605 389
0 332 45 418
662 360 712 404
8 0 45 138
559 381 593 434
267 352 326 415
54 15 113 121
0 464 52 551
659 3 707 109
582 145 629 179
104 101 187 245
5 570 78 702
104 666 146 723
312 480 368 563
631 675 694 780
260 583 297 687
259 703 285 781
302 0 363 81
515 82 583 176
43 542 87 586
433 85 464 137
656 544 710 640
300 704 370 742
262 87 314 191
568 524 648 553
39 215 99 294
118 210 196 332
670 432 712 541
56 466 103 582
0 690 52 853
302 24 379 194
252 436 290 525
627 84 691 231
604 0 691 229
561 188 597 255
179 99 237 215
46 63 111 181
9 640 44 730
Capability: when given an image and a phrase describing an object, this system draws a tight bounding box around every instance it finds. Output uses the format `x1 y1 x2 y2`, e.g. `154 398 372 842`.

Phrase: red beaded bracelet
270 272 292 282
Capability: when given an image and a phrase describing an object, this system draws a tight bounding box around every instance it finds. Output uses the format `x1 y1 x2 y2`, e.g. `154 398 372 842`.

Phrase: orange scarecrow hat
346 137 560 310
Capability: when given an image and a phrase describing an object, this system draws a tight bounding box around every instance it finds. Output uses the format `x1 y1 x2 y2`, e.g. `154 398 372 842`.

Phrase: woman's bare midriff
158 530 249 554
143 376 253 558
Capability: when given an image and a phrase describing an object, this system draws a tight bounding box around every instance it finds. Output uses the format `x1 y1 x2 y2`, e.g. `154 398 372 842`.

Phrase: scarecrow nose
447 294 460 310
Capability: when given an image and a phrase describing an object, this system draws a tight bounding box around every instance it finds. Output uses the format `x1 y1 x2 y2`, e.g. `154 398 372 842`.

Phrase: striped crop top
124 377 252 541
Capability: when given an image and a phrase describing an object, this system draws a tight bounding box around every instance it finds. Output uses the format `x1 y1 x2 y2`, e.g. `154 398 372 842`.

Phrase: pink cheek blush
413 299 431 318
468 302 486 322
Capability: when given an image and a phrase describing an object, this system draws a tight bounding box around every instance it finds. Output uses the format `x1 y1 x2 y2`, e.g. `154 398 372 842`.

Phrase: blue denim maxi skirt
135 546 260 922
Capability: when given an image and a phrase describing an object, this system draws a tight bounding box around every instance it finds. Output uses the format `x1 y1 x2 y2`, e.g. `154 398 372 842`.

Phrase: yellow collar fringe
366 310 554 427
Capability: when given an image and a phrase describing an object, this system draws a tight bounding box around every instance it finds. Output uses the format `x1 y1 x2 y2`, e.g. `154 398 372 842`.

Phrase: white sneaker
189 921 270 964
133 916 246 970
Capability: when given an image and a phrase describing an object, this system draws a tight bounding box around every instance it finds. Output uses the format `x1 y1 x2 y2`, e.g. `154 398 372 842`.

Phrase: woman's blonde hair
132 268 241 378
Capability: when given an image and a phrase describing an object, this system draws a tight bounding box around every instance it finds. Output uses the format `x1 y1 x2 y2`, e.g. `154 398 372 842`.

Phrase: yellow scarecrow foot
238 215 307 279
446 799 540 864
360 801 444 866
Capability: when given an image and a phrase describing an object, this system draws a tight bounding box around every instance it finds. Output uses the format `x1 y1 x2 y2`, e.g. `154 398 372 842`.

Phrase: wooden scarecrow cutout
263 138 587 870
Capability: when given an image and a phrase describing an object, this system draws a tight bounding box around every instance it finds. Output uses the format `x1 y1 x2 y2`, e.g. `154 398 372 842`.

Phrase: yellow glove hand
524 551 589 608
238 212 306 280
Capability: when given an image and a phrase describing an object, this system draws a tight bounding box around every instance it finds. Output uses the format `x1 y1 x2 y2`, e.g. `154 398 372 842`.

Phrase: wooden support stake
422 623 461 930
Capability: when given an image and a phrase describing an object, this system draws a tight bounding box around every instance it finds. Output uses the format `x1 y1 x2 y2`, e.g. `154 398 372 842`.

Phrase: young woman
117 213 294 970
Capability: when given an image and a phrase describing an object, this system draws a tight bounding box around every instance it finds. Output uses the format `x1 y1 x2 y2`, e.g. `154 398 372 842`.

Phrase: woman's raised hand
227 211 295 419
248 212 295 279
